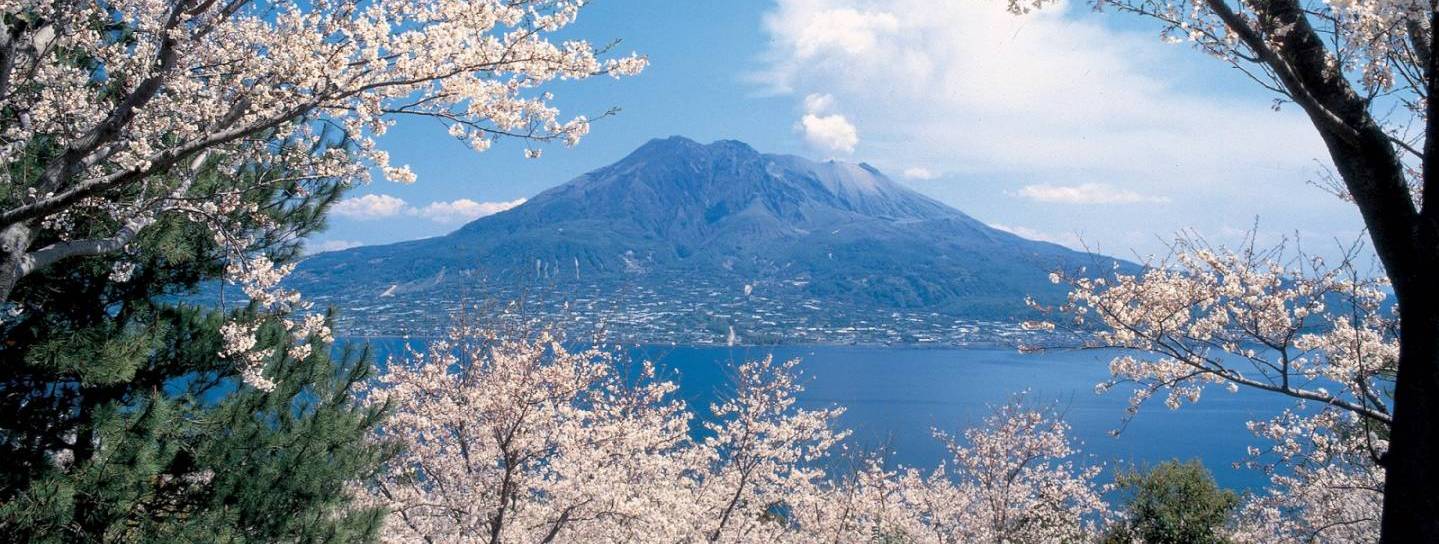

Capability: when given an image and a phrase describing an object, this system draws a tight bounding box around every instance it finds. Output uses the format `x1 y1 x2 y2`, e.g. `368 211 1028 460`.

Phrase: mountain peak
515 136 974 232
627 135 759 161
633 135 702 153
292 136 1126 333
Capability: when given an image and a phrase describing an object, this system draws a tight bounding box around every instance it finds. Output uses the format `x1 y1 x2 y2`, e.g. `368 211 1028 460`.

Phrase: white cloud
990 223 1083 249
802 92 837 114
415 198 526 224
759 0 1323 174
796 91 859 154
306 239 364 254
902 167 939 180
1017 183 1169 204
756 0 1356 258
784 7 899 68
332 193 526 224
331 194 410 219
798 113 859 154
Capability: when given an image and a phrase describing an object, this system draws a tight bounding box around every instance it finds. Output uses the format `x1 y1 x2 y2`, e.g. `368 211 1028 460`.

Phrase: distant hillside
291 136 1126 342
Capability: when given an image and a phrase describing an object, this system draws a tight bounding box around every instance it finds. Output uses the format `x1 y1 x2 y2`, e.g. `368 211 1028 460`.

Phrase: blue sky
311 0 1368 265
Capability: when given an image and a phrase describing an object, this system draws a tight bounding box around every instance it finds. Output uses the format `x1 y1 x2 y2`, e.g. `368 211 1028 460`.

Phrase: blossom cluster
363 325 1108 543
791 400 1107 543
1069 0 1429 104
1233 408 1385 543
0 0 644 388
1031 0 1431 203
1037 238 1393 541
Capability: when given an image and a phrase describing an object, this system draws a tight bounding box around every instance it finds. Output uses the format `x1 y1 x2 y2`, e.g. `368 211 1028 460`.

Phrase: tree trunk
1293 83 1435 543
1380 272 1439 542
0 222 31 303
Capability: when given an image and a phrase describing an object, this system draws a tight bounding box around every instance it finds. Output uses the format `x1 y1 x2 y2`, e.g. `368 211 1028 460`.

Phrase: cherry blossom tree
1038 237 1392 541
1007 0 1439 536
923 400 1107 543
794 400 1107 544
1234 409 1385 543
365 323 1110 543
361 326 693 543
0 0 644 388
366 335 853 543
690 370 1106 544
684 355 849 543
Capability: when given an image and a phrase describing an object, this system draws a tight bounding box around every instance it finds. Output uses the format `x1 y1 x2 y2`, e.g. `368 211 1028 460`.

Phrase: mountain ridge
292 136 1124 341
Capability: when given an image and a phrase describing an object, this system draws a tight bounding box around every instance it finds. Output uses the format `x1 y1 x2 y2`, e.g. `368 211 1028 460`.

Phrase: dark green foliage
0 140 390 543
1103 459 1240 544
0 311 390 543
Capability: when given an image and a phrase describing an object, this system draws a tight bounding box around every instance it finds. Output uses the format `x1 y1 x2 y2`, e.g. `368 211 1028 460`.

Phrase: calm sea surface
353 340 1293 491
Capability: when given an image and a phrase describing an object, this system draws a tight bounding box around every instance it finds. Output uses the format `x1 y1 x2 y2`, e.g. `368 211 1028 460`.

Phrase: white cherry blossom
0 0 645 387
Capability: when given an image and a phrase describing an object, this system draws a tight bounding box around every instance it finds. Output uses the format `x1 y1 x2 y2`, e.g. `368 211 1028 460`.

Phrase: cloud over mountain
752 0 1363 261
1017 183 1170 204
332 194 410 220
331 194 526 223
797 92 858 154
417 198 527 224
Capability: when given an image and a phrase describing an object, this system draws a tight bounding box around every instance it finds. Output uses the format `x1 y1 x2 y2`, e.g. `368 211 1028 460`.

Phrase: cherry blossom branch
19 215 152 276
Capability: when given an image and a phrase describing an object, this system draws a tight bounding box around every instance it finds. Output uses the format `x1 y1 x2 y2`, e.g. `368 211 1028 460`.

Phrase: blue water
354 340 1292 491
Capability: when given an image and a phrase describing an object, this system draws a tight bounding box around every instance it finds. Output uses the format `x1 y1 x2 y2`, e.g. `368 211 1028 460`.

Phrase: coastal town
316 275 1041 347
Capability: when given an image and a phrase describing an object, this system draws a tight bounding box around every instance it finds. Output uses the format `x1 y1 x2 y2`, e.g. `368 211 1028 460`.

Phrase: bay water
356 339 1293 491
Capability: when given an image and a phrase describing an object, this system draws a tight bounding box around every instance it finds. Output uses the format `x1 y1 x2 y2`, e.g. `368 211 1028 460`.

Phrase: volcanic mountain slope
292 136 1124 334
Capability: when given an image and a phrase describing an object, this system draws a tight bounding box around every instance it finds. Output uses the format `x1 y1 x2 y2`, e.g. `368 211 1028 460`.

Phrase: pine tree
1104 460 1240 544
0 139 392 543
